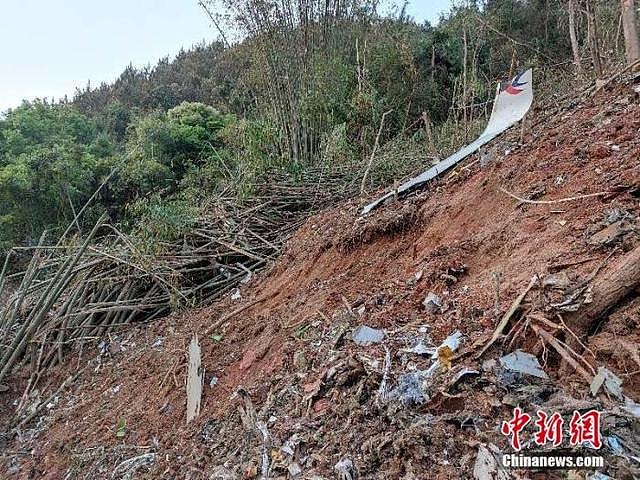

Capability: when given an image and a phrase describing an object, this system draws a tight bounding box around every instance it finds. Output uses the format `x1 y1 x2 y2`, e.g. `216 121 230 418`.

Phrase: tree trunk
558 243 640 376
431 44 435 82
567 244 640 334
586 0 603 76
621 0 640 64
568 0 582 71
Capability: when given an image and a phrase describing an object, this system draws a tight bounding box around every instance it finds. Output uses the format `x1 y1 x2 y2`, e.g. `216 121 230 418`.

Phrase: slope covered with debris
1 79 640 479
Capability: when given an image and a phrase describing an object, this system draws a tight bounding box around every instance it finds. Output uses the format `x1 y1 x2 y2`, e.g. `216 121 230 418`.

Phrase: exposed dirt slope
1 80 640 480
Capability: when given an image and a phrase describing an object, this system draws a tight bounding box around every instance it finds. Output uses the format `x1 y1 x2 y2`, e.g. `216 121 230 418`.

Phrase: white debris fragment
361 69 533 215
499 350 548 379
588 473 612 480
186 335 203 424
288 461 303 477
281 433 300 456
390 370 429 405
623 397 640 418
473 444 510 480
257 421 270 479
46 396 59 410
351 325 384 346
431 331 463 360
112 453 157 480
334 457 357 480
452 367 480 385
590 366 623 400
400 341 433 356
423 292 443 313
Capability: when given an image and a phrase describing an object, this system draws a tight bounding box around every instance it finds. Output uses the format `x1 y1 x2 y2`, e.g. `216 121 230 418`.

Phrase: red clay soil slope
1 80 640 480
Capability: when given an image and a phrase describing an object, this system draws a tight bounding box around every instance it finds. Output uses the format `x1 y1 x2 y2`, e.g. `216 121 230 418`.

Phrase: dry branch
499 188 610 205
531 324 593 383
478 275 538 357
361 110 393 194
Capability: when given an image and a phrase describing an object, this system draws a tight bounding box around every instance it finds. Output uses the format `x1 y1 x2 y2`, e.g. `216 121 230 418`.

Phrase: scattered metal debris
351 325 384 346
390 371 429 405
423 292 443 313
473 444 510 480
623 397 640 418
390 331 466 405
550 284 593 312
588 220 635 245
587 473 612 480
605 435 624 455
400 341 433 356
376 345 392 404
257 421 270 479
450 368 481 388
209 466 237 479
159 401 172 415
288 461 302 477
605 208 634 225
431 331 463 359
590 366 623 400
334 457 358 480
281 434 300 457
111 453 156 480
542 272 571 290
499 350 549 379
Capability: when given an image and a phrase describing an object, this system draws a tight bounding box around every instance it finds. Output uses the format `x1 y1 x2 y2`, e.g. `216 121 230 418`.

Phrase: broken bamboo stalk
186 335 203 424
477 275 538 357
499 188 610 205
0 169 357 388
531 324 592 383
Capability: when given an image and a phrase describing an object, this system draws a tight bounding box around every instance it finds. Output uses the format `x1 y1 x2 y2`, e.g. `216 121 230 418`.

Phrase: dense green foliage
0 0 627 251
0 103 116 247
0 98 277 250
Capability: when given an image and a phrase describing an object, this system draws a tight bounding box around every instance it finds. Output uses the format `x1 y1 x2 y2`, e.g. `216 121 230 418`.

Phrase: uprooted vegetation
0 170 354 388
0 72 638 479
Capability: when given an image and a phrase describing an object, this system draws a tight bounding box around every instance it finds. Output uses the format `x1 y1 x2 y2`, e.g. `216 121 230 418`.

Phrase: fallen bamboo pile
0 170 353 389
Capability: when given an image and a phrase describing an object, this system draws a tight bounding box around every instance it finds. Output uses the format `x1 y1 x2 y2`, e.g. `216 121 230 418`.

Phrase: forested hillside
1 0 632 253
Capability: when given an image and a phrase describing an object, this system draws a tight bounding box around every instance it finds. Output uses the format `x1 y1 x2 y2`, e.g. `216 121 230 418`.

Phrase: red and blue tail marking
505 71 528 95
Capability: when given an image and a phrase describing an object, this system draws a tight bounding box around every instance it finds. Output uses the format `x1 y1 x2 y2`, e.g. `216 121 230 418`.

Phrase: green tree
0 102 116 248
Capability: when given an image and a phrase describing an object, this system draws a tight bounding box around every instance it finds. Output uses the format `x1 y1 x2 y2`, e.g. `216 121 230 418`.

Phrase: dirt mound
1 80 640 479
